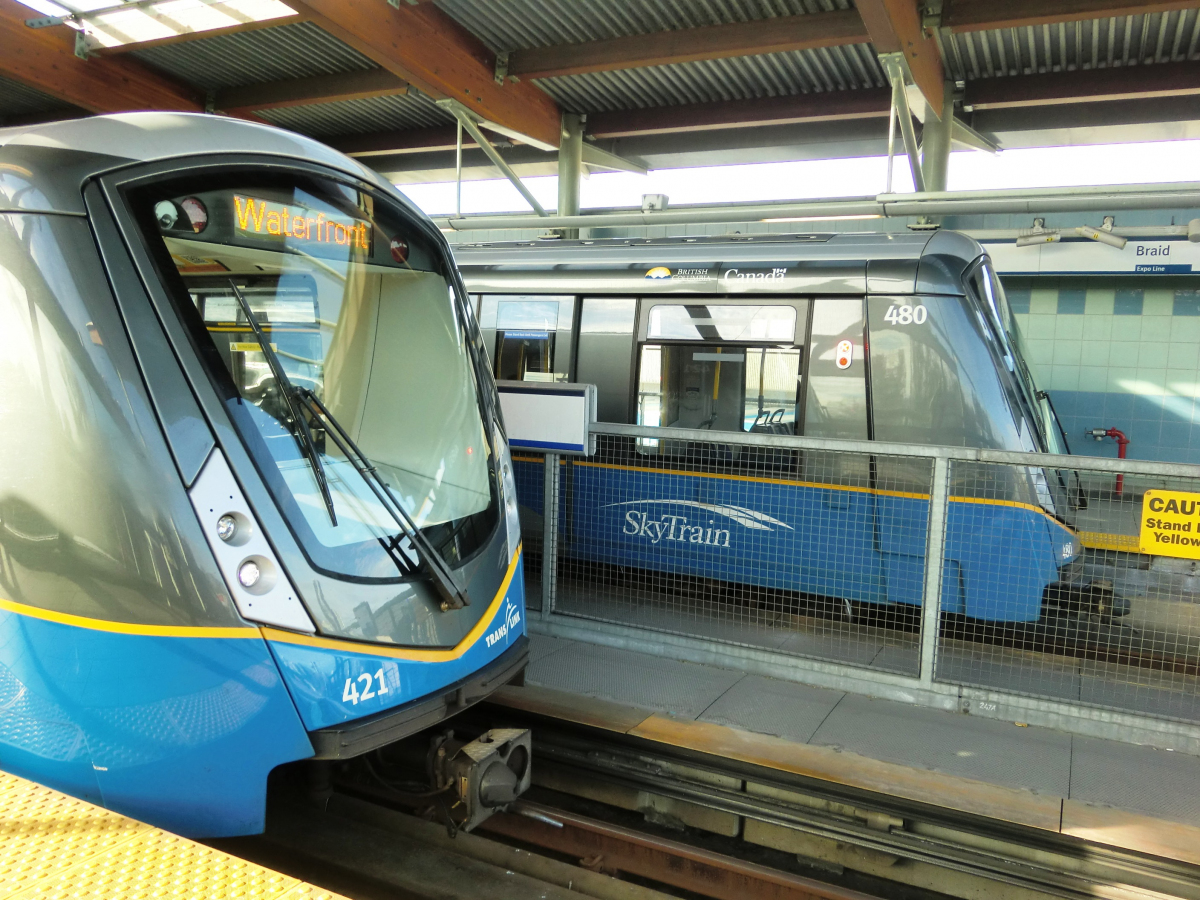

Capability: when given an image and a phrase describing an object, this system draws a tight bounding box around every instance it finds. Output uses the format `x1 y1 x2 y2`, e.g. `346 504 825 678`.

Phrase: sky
399 139 1200 217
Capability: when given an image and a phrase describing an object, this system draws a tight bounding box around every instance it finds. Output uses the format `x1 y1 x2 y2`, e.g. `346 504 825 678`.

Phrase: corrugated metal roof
540 44 882 112
0 75 78 119
939 10 1200 81
131 21 377 91
434 0 855 51
257 91 453 138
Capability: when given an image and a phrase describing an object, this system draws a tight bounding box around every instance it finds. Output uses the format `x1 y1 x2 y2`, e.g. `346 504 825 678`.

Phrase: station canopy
2 0 1199 183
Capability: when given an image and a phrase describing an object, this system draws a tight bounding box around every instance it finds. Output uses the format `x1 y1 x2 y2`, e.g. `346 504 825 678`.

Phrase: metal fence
513 422 1200 751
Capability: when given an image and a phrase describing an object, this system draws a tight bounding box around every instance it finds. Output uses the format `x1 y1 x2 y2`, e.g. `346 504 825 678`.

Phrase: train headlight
216 514 238 542
493 424 522 556
238 560 261 588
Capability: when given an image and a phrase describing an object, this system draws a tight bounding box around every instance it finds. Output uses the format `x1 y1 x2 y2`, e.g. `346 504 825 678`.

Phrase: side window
803 298 867 440
479 294 574 383
868 295 1021 450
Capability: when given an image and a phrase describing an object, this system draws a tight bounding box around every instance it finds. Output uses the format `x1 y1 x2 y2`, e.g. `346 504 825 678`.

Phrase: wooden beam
944 0 1200 33
215 69 409 115
0 0 202 113
966 60 1200 108
854 0 944 115
285 1 561 149
588 88 891 138
93 14 305 55
507 10 868 80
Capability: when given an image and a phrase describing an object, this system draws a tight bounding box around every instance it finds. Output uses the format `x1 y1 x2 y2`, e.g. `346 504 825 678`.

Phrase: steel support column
917 82 955 226
557 113 584 239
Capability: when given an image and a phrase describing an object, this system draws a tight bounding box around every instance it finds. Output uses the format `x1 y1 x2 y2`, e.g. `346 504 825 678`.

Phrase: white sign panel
497 382 597 455
987 238 1200 275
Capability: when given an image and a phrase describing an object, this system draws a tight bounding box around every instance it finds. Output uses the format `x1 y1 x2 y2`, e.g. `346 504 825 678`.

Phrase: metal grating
936 460 1200 724
526 434 929 677
939 10 1200 82
257 91 453 138
0 75 79 120
131 21 378 91
434 0 856 52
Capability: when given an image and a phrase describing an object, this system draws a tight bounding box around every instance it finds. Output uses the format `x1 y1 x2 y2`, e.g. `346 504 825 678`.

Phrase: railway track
223 711 1200 900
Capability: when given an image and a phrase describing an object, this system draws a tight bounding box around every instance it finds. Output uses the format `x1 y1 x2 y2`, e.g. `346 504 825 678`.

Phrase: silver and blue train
455 232 1120 626
0 113 527 837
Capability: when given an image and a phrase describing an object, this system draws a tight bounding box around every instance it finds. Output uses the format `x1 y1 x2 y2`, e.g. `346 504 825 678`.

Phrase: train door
798 298 885 603
585 300 809 590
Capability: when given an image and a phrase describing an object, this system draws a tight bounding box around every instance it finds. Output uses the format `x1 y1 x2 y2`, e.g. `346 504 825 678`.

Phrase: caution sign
1139 490 1200 558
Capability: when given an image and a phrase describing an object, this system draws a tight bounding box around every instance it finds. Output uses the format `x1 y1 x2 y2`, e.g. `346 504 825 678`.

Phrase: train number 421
342 669 390 705
883 304 928 325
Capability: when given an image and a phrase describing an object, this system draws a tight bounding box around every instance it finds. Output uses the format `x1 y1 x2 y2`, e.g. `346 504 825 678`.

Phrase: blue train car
0 114 527 837
457 232 1111 625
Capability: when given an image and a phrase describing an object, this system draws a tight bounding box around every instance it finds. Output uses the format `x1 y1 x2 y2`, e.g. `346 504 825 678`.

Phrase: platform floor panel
510 633 1200 865
0 771 346 900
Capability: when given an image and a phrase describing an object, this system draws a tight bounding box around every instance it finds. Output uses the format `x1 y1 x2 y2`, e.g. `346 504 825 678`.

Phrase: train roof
451 230 985 268
0 112 396 217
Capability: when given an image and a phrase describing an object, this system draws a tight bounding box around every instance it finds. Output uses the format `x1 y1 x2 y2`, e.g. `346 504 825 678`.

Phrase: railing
514 422 1200 753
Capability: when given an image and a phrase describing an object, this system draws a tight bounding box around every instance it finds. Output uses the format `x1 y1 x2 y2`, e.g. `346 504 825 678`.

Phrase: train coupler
1044 577 1131 622
429 728 532 833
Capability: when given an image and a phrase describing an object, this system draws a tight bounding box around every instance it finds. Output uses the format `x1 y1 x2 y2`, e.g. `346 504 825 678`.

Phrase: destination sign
233 195 371 251
1139 489 1200 559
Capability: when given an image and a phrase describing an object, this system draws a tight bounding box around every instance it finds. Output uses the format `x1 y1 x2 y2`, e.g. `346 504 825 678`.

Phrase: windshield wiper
296 389 471 611
228 281 337 527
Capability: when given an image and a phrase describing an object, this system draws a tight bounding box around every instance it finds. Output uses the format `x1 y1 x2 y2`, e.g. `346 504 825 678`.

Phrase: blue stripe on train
515 459 1071 623
0 611 313 837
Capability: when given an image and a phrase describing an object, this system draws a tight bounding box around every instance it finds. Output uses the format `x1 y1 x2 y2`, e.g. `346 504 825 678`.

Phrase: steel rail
515 728 1200 900
483 800 881 900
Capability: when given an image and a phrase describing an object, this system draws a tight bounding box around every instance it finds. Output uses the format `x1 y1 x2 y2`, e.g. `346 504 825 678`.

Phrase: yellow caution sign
1139 489 1200 558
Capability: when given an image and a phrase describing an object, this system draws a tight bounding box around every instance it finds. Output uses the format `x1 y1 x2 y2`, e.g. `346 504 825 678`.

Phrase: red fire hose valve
1088 427 1129 495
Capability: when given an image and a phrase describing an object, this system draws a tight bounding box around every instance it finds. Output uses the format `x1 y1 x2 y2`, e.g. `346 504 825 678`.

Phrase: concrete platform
498 633 1200 867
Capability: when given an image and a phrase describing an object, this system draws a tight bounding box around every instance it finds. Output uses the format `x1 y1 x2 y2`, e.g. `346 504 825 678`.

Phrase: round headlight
237 560 261 589
216 514 238 543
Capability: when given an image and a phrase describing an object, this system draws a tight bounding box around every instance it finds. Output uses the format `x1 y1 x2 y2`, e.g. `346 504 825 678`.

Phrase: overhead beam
855 0 945 116
215 69 409 115
0 0 202 113
966 60 1200 108
285 0 561 149
507 10 868 80
93 14 305 55
944 0 1200 33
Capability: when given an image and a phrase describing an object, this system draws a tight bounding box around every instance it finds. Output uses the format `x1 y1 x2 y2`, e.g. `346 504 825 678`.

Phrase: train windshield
132 173 496 580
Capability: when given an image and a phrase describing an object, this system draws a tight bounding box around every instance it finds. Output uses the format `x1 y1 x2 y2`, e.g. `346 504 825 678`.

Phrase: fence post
919 455 950 687
541 452 560 618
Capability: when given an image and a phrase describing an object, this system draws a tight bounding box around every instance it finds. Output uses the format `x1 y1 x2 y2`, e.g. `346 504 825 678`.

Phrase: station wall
1004 277 1200 464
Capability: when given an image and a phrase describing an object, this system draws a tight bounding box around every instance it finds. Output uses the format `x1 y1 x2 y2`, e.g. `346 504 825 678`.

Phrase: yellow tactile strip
0 772 347 900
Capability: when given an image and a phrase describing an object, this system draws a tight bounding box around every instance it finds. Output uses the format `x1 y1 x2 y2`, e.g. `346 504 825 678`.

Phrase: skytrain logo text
608 500 793 549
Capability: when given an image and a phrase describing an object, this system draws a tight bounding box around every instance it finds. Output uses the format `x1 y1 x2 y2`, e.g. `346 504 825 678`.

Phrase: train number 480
883 304 928 325
342 669 391 705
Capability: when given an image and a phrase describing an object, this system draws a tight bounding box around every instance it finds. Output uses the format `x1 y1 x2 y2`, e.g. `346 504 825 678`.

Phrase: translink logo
485 597 521 648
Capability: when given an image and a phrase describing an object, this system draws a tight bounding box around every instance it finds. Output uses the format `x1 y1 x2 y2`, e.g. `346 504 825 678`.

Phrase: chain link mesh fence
935 460 1200 723
519 434 932 676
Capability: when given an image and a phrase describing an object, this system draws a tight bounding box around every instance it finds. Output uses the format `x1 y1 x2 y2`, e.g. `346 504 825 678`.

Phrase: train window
867 295 1021 450
482 295 574 382
637 344 801 435
129 172 498 581
803 299 867 440
647 304 796 342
